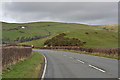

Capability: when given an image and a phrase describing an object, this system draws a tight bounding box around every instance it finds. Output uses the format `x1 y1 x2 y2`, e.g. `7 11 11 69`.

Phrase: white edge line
41 54 47 80
88 64 105 73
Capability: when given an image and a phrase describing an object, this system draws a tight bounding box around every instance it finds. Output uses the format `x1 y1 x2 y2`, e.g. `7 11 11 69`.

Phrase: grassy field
21 33 57 46
2 51 44 78
2 22 118 48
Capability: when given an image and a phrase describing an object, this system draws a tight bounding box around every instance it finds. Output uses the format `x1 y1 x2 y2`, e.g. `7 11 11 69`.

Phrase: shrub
44 33 86 47
95 32 98 34
85 32 89 34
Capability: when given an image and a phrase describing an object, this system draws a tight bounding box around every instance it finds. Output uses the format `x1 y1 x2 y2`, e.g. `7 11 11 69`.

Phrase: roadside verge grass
2 51 44 78
37 48 118 59
57 49 118 59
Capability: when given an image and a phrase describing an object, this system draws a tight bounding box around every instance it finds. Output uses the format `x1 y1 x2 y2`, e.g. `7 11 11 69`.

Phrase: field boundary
34 46 118 56
2 46 32 70
2 51 44 78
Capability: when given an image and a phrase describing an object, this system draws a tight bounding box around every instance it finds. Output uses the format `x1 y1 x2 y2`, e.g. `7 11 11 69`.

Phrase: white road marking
88 64 106 73
77 60 85 64
69 57 73 59
41 55 47 80
63 55 67 56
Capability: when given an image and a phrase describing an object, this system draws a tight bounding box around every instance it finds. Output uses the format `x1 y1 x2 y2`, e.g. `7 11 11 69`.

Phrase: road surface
33 49 118 78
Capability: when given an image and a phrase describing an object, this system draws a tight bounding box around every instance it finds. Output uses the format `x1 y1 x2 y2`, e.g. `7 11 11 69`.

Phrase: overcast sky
1 2 118 25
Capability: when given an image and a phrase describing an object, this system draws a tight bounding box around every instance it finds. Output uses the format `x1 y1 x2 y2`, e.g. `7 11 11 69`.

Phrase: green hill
2 22 118 48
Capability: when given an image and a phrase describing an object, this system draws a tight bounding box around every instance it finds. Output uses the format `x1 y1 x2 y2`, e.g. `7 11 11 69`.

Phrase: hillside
2 22 118 48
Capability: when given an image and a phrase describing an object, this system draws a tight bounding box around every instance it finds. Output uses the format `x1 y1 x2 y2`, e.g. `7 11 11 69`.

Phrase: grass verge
2 51 44 78
36 48 118 59
56 49 118 59
0 73 2 80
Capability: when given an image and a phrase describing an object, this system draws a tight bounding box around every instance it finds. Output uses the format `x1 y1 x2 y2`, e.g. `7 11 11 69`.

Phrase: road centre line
63 55 67 56
88 64 106 73
62 55 106 73
69 57 73 59
77 60 85 64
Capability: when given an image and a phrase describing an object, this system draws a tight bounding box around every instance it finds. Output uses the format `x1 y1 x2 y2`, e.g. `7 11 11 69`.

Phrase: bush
85 32 89 34
44 33 86 47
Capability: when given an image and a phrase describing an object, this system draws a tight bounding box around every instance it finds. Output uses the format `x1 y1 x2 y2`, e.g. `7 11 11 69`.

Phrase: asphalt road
33 49 118 78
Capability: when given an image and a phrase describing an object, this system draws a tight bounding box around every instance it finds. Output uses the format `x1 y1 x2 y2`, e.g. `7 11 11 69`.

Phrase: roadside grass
36 48 118 59
2 51 44 78
0 73 2 80
57 49 119 59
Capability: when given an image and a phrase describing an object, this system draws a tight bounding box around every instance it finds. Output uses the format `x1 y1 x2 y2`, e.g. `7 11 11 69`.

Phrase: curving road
33 49 118 78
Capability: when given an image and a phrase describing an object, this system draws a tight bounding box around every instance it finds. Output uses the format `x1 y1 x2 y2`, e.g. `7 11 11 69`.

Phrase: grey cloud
2 2 118 25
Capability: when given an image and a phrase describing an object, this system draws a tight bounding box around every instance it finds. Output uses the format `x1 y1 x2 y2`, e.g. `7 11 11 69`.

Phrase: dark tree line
2 33 51 46
15 34 51 43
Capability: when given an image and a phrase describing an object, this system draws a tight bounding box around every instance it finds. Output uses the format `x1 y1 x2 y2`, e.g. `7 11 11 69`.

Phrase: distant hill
2 22 118 48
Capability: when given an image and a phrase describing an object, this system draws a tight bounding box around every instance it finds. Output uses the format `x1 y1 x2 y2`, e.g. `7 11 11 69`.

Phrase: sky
0 0 119 25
